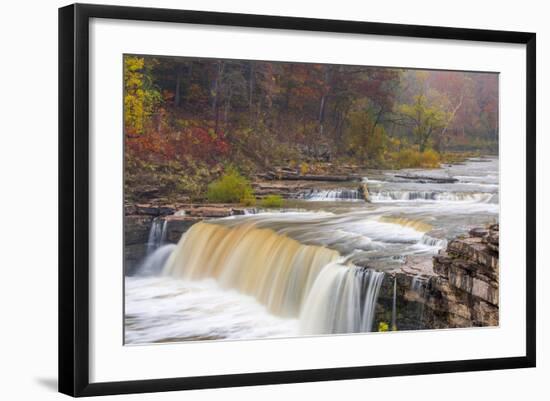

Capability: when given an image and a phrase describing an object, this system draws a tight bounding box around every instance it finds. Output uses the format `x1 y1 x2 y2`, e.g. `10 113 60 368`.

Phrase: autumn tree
123 54 499 202
398 94 450 152
123 56 161 137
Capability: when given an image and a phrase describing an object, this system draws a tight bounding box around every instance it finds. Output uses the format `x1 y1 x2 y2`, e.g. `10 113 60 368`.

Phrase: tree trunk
318 95 326 136
175 67 182 107
212 61 224 114
224 87 233 130
212 61 225 134
249 62 255 113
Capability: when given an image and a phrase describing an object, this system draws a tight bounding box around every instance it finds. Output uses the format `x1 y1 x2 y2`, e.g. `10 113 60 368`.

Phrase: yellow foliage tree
345 109 387 164
124 56 161 136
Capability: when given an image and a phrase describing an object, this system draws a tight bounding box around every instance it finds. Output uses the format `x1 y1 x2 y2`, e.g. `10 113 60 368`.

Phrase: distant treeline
124 55 498 201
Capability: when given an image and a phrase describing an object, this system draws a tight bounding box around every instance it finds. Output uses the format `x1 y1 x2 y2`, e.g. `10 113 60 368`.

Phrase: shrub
378 322 389 332
207 168 255 203
421 149 440 168
300 162 309 175
390 148 441 169
240 194 257 206
260 194 284 208
344 109 388 164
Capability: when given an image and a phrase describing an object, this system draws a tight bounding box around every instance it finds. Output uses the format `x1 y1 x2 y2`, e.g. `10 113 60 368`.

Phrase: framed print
58 3 536 397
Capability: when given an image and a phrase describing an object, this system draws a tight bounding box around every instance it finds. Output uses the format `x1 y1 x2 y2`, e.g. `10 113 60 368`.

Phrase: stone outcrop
423 223 499 327
375 224 499 331
124 203 251 275
358 183 370 202
124 214 154 275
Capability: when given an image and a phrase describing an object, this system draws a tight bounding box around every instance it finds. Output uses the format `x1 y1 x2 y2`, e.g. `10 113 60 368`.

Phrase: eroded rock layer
377 224 499 330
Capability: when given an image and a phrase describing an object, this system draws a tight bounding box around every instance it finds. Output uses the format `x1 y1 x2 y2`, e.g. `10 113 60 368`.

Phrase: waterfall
369 191 494 203
164 222 340 317
164 221 385 333
136 244 176 276
418 234 448 249
411 276 424 293
302 189 363 202
299 263 385 334
410 275 427 328
391 276 397 331
146 217 168 254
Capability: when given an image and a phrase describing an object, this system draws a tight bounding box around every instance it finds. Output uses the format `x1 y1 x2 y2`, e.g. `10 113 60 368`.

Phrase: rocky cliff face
375 224 499 331
427 224 499 327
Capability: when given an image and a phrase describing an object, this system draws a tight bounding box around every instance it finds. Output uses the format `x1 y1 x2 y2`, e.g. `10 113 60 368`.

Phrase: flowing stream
125 157 499 344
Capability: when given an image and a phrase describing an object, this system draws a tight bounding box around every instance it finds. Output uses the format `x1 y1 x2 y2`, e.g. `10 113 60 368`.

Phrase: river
125 157 499 344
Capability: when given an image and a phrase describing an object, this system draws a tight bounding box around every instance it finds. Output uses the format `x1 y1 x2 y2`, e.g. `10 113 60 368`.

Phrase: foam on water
125 276 298 344
125 157 499 343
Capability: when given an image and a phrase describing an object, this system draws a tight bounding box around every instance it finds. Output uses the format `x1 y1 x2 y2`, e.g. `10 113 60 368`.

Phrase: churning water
125 157 499 344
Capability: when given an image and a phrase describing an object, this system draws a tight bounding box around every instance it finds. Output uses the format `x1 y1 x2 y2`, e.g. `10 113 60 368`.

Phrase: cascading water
163 221 385 332
302 189 363 202
411 276 424 293
146 217 168 254
125 157 499 344
299 263 384 334
391 276 397 331
136 244 176 276
369 191 494 203
410 275 427 328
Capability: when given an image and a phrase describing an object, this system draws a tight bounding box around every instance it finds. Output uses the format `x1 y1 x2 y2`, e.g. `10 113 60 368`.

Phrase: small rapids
125 157 499 344
301 189 363 202
369 191 495 203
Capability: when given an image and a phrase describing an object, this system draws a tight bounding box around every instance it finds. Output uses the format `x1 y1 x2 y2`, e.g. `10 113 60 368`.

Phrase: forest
124 55 498 203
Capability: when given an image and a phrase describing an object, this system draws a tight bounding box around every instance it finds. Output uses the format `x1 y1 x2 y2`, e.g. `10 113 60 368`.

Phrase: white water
126 157 499 344
391 277 397 330
125 276 298 343
146 218 168 254
300 262 384 334
368 191 495 203
136 244 176 276
303 189 363 202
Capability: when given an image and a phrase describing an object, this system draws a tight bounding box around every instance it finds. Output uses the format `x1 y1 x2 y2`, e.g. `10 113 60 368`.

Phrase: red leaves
179 125 230 162
125 121 229 165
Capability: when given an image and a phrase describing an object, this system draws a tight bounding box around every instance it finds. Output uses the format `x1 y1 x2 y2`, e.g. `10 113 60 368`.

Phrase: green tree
398 94 450 152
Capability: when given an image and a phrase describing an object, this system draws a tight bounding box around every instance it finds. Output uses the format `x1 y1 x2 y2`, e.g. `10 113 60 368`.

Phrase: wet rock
385 223 500 330
132 203 176 216
394 174 459 184
469 227 489 237
125 215 153 246
447 237 499 271
162 216 203 244
358 183 370 202
185 207 232 218
124 215 154 275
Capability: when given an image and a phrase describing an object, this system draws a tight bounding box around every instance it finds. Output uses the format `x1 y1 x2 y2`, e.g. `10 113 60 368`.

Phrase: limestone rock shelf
376 224 499 330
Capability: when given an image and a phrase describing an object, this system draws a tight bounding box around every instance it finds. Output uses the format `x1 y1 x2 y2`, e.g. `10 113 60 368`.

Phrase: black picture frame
58 3 536 397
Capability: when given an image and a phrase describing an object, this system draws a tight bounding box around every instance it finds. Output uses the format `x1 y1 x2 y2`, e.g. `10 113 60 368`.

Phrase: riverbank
125 151 488 206
125 156 498 274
